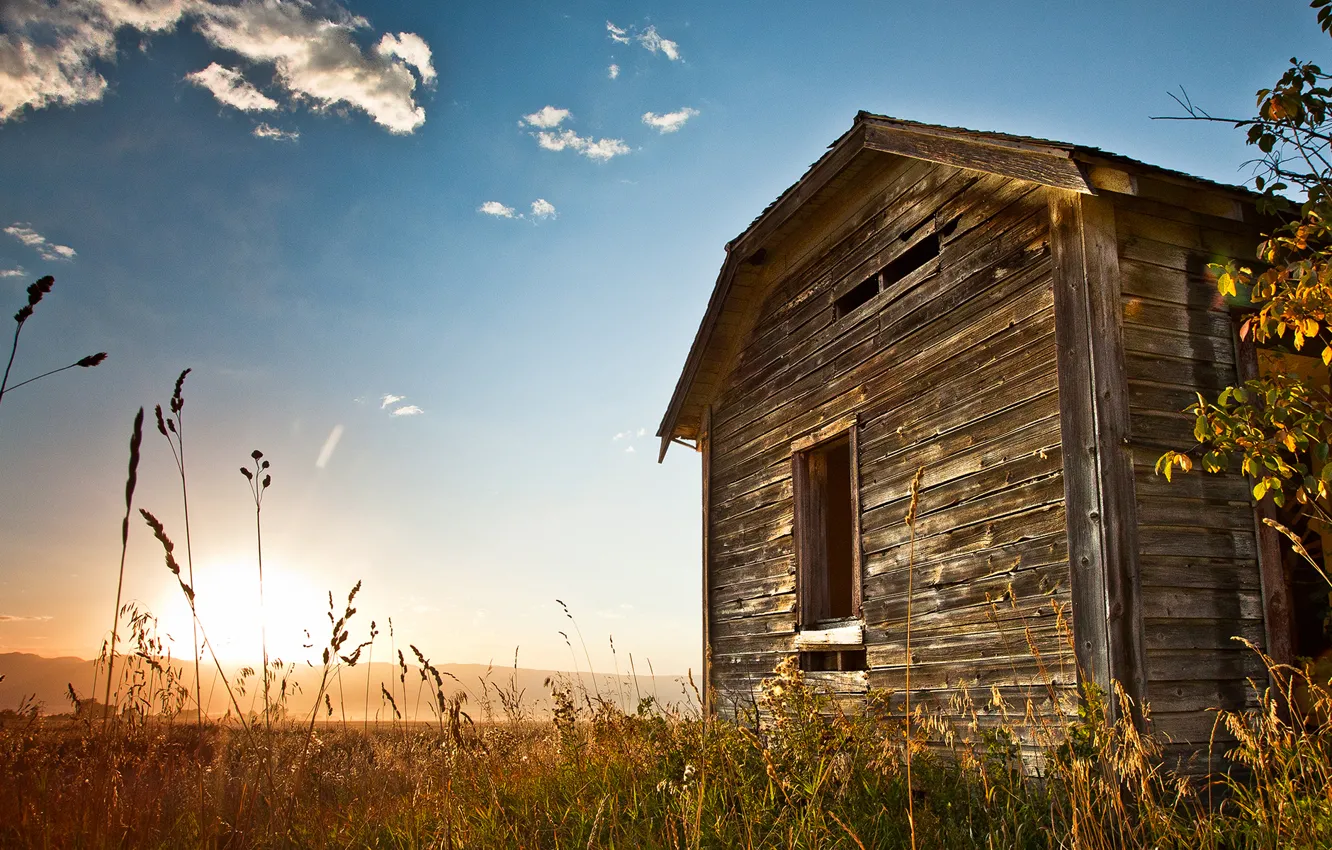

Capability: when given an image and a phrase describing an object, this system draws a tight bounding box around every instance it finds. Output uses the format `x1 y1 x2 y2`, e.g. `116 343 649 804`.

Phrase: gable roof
656 112 1256 461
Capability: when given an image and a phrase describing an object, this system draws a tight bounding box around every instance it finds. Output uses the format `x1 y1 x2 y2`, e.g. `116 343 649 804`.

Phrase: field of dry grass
2 652 1332 849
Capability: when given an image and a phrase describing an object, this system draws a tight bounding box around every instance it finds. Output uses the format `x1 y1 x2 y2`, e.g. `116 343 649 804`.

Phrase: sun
152 559 327 671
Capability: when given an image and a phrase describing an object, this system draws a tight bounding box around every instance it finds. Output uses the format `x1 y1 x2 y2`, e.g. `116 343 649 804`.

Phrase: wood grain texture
705 164 1074 720
863 123 1093 193
1112 189 1268 727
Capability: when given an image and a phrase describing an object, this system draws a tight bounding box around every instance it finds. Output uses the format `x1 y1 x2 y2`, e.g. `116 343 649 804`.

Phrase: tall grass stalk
241 450 272 734
139 510 267 778
152 369 206 826
903 465 924 850
102 407 144 721
154 370 201 730
0 276 53 420
0 352 107 399
363 619 378 733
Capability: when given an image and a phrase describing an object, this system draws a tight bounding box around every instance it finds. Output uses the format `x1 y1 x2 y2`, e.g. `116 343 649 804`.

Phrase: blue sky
0 0 1324 675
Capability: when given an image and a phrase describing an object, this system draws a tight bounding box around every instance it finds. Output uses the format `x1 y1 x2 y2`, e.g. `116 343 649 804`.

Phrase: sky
0 0 1325 678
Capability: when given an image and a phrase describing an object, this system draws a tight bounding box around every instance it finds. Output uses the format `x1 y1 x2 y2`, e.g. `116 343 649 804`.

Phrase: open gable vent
833 221 951 319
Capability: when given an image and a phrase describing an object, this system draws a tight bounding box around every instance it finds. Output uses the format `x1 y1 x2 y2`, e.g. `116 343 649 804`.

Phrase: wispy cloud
607 63 620 80
0 614 53 623
0 266 27 279
253 122 298 141
642 107 698 134
522 105 570 129
380 394 404 408
606 21 681 60
185 62 277 111
5 224 75 261
0 1 436 134
534 128 629 161
478 199 557 222
521 105 628 161
637 26 681 60
315 424 344 469
391 405 423 417
530 198 556 219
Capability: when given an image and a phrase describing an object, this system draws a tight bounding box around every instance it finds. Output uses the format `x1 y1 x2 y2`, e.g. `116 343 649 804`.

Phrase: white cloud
522 105 569 129
478 201 516 218
535 128 629 161
0 1 435 134
625 445 636 453
530 198 556 219
607 63 619 80
375 32 435 86
315 424 344 469
642 107 698 134
637 427 647 437
253 122 298 141
5 224 76 261
0 267 27 279
380 393 404 408
185 62 277 111
606 21 681 60
523 107 628 162
192 2 432 134
637 26 680 61
391 404 423 417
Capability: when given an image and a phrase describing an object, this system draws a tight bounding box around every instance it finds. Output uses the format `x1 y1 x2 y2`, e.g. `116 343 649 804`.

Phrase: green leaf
1253 480 1269 501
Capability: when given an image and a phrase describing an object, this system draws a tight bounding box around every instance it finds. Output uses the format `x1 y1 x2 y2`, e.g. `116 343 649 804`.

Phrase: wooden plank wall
706 155 1078 732
1113 190 1267 752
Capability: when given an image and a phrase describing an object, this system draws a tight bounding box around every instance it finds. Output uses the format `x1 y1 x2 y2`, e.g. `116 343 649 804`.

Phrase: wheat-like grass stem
103 407 144 721
903 465 923 850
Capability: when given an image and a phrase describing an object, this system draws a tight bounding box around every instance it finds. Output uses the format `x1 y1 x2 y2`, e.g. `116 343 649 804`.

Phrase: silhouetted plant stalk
102 407 144 722
153 368 204 823
241 450 272 733
0 276 106 423
286 582 365 818
0 352 107 398
364 619 378 733
0 276 53 412
139 509 267 775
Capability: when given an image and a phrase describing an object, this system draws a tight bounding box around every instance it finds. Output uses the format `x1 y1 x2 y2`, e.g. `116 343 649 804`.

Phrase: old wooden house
657 113 1326 750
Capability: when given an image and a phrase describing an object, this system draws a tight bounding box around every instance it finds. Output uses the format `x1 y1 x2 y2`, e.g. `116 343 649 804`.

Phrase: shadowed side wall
1111 187 1267 756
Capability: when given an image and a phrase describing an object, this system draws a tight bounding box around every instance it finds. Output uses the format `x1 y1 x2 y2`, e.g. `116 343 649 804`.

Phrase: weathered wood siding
1113 191 1266 747
705 155 1076 725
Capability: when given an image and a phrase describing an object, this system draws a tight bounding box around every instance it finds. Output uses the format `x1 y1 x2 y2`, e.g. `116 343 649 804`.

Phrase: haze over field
0 652 694 719
0 1 1324 682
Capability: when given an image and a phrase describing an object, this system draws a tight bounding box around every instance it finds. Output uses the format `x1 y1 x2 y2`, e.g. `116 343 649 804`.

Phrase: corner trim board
1049 190 1147 721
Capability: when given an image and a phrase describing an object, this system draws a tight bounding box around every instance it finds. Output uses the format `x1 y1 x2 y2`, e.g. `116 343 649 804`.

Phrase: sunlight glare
153 559 328 669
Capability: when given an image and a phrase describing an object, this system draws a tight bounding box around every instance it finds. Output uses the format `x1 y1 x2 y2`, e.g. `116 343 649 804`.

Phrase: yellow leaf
1285 433 1298 452
1322 346 1331 366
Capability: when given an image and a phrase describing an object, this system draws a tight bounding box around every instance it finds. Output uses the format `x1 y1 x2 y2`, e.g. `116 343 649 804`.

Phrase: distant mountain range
0 652 698 721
